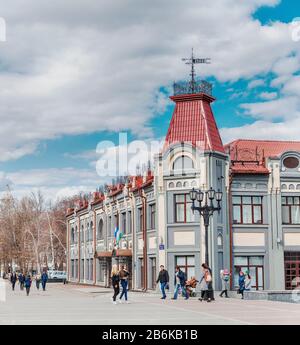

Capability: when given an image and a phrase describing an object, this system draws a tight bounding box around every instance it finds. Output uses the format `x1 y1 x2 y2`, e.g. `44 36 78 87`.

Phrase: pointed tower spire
163 51 224 154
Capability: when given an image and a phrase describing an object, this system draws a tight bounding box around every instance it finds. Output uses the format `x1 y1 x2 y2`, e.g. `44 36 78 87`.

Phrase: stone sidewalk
1 280 300 325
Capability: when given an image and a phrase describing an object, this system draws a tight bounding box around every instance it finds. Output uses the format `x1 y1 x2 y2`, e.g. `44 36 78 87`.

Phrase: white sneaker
126 301 130 304
113 301 117 305
118 299 122 304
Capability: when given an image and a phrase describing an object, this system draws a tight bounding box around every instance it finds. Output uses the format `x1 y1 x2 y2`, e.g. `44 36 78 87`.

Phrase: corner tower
155 52 230 291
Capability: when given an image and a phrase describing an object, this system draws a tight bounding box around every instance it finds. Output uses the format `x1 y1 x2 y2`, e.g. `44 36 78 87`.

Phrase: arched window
97 219 104 240
173 155 194 172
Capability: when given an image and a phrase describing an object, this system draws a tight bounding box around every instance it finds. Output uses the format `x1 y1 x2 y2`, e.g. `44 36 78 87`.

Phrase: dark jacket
10 274 17 283
112 274 120 287
174 269 186 286
18 274 25 283
41 273 48 282
119 269 129 280
25 276 32 288
156 269 169 284
238 275 245 291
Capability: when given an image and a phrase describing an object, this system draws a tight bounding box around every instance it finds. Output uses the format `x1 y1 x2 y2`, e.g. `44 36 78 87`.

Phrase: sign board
159 244 165 250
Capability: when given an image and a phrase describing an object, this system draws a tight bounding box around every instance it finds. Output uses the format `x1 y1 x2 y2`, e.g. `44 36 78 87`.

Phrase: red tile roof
226 139 300 175
164 93 225 153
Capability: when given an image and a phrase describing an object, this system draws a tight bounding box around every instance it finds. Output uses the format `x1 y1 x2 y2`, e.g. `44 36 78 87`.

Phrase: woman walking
238 270 245 299
24 274 32 296
244 271 252 292
111 265 120 305
119 265 130 303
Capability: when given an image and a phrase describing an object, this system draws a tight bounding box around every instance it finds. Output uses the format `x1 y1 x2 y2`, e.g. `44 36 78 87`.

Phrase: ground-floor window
71 259 75 278
149 257 156 289
75 259 78 279
175 255 195 280
89 259 93 281
285 251 300 290
80 259 84 280
139 258 144 289
234 256 264 290
97 259 106 282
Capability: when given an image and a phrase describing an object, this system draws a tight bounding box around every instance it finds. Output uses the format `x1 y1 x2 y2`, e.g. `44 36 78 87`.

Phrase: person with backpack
156 265 169 300
199 263 213 302
219 269 230 298
172 266 186 300
119 265 130 303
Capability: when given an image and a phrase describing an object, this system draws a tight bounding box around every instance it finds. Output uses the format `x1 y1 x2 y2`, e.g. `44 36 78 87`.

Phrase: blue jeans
160 282 167 298
120 280 128 301
173 284 186 299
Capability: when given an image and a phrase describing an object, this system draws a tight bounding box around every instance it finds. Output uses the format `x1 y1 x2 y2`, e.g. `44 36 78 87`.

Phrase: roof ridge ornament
174 48 212 96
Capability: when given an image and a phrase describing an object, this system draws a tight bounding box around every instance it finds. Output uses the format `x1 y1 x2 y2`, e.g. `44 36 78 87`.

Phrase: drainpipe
93 208 97 285
127 189 135 289
140 189 148 291
228 174 234 290
77 216 80 284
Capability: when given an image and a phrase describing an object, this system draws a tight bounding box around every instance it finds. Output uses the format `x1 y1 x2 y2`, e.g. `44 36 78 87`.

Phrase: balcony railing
173 80 212 96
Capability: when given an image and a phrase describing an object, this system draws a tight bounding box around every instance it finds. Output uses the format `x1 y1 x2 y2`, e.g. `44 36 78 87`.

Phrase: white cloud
0 0 297 161
248 79 265 89
259 91 277 100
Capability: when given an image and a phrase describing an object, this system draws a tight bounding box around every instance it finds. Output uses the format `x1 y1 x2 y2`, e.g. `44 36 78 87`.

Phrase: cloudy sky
0 0 299 200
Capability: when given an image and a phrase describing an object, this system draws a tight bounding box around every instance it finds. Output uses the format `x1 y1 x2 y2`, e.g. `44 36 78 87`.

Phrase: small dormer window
283 156 299 169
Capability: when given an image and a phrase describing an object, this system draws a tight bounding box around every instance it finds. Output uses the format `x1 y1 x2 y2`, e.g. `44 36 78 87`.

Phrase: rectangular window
282 196 300 224
138 207 143 232
175 255 195 280
232 196 263 224
149 204 156 229
128 211 132 234
234 256 264 290
121 212 126 234
174 194 195 223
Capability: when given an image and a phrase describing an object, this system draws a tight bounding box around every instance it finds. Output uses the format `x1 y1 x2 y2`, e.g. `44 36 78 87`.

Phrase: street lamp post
189 187 223 266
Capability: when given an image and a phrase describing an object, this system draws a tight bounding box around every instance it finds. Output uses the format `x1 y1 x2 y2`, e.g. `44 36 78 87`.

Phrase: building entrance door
285 252 300 290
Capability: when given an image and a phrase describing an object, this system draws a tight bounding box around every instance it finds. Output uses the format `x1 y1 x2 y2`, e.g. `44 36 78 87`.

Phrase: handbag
165 283 169 290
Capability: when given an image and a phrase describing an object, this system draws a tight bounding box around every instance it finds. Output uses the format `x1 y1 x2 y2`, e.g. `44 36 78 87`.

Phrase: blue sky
0 0 299 200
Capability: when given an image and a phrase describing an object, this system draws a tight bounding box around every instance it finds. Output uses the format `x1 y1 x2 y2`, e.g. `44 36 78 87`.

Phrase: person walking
24 274 32 296
172 266 186 300
35 273 41 290
238 270 245 299
111 265 120 305
219 269 230 298
156 265 169 300
41 271 48 291
199 263 213 302
10 272 17 291
18 272 25 291
119 265 130 303
244 271 252 292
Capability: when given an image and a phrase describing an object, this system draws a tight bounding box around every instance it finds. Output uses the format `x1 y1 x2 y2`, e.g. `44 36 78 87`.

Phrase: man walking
41 271 48 291
172 266 186 300
24 273 32 296
10 272 17 291
156 265 169 300
18 271 25 291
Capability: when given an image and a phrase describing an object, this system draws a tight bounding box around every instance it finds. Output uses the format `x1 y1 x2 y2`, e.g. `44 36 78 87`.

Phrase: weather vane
182 48 211 93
